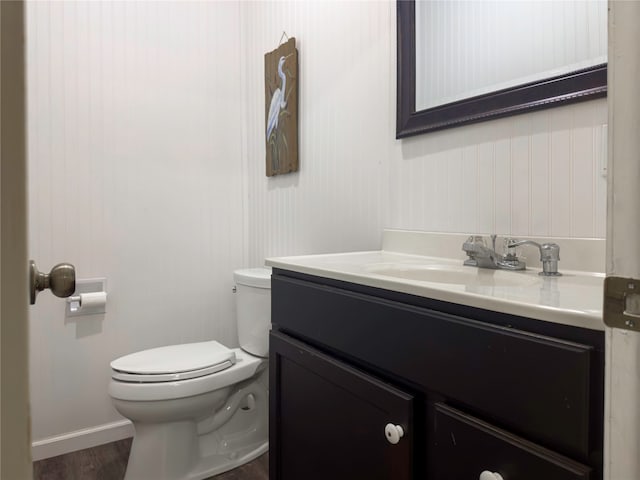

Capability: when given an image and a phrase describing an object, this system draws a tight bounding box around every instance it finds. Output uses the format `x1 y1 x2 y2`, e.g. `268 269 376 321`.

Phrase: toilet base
124 421 268 480
121 367 269 480
188 441 268 480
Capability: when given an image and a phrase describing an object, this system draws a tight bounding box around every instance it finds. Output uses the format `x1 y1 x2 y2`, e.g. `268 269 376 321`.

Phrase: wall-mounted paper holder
66 278 107 317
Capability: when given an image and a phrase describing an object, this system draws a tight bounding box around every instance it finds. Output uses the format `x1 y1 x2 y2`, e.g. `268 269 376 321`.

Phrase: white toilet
108 268 271 480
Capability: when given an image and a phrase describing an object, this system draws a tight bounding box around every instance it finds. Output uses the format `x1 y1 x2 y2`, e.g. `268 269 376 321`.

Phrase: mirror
397 0 607 138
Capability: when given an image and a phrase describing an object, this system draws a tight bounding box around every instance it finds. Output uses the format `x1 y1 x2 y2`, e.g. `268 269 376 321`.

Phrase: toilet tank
234 268 271 357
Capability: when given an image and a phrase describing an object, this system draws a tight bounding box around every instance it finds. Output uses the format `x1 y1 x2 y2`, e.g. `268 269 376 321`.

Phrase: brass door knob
30 260 76 305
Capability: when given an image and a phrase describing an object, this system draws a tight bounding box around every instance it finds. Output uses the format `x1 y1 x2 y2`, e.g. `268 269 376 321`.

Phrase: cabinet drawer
270 331 414 480
272 275 594 460
431 403 591 480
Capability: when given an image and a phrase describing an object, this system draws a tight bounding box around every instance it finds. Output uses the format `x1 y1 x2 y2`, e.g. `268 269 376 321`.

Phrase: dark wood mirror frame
396 0 608 139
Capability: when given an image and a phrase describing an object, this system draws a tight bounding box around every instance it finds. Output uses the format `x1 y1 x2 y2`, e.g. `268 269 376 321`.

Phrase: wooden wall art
265 37 298 177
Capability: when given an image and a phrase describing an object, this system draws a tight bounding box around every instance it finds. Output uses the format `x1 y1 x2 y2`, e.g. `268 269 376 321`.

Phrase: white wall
26 1 244 453
242 1 395 263
243 0 607 268
26 0 609 457
242 0 392 265
390 100 607 238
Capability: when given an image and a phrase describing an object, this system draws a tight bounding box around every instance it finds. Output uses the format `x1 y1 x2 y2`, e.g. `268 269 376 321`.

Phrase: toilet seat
109 348 265 402
111 341 236 383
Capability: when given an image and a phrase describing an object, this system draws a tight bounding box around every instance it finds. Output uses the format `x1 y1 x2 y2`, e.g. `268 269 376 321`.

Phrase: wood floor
33 438 268 480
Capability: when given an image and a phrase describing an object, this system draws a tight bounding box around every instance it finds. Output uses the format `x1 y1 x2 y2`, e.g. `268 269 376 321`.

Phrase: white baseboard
32 420 134 461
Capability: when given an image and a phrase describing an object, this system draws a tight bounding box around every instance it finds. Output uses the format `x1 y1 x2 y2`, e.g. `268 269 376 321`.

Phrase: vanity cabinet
431 403 591 479
270 331 414 480
269 269 604 480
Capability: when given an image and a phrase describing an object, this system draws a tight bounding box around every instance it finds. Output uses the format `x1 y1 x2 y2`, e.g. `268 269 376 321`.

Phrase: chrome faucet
461 235 526 271
462 235 562 275
504 239 561 276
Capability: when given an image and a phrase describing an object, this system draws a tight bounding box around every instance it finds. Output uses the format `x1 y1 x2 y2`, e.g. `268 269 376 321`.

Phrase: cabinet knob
384 423 404 444
479 471 504 480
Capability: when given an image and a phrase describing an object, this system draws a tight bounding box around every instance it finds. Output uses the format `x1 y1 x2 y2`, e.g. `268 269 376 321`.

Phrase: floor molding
31 420 134 461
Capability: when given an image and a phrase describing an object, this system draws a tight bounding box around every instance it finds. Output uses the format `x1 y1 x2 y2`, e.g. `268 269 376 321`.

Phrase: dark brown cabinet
270 331 414 480
431 403 591 480
269 269 604 480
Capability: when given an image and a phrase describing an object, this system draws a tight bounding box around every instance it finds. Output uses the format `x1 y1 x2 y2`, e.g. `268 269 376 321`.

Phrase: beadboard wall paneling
26 1 244 449
241 0 390 266
242 0 607 269
390 99 608 237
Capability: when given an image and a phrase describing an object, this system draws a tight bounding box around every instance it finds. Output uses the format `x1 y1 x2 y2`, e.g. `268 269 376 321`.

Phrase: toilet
108 268 271 480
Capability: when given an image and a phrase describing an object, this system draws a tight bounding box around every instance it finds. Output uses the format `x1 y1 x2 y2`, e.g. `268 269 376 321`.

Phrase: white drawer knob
479 471 504 480
384 423 404 444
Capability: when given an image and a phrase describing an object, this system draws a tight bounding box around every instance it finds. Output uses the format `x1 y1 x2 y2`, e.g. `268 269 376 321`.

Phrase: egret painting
265 37 298 176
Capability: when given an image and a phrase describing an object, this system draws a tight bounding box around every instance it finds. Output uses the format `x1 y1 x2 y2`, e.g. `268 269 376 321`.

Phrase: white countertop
266 249 605 331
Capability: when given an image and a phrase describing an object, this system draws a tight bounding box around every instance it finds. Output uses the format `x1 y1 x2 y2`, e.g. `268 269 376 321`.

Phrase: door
270 331 414 480
0 0 32 478
604 2 640 479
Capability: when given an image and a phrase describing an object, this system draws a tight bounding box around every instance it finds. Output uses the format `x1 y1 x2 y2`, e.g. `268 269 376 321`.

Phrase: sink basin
366 264 538 287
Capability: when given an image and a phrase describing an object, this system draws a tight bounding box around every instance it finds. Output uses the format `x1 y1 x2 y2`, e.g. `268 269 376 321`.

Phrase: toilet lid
111 341 236 383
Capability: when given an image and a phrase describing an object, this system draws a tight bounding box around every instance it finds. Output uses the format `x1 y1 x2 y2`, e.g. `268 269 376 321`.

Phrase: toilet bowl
108 268 271 480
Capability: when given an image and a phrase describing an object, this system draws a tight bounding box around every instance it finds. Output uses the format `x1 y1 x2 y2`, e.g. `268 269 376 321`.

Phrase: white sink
265 234 605 331
366 264 539 288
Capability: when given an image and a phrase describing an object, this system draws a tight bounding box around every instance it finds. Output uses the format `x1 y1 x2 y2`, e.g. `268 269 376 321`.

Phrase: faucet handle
496 238 522 269
462 235 485 251
503 237 520 257
505 237 521 250
462 236 485 266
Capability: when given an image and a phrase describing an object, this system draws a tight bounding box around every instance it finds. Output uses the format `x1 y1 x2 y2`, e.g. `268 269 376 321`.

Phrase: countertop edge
266 256 605 332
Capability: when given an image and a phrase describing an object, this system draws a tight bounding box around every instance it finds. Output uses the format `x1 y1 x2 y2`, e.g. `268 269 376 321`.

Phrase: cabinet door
431 403 591 480
270 331 414 480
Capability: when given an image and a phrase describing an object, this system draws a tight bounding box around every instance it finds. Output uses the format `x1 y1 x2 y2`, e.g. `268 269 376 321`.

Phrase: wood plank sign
265 37 298 177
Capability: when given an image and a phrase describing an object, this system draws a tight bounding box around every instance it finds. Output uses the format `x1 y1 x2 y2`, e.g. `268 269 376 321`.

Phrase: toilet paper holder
66 278 107 317
68 295 82 312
